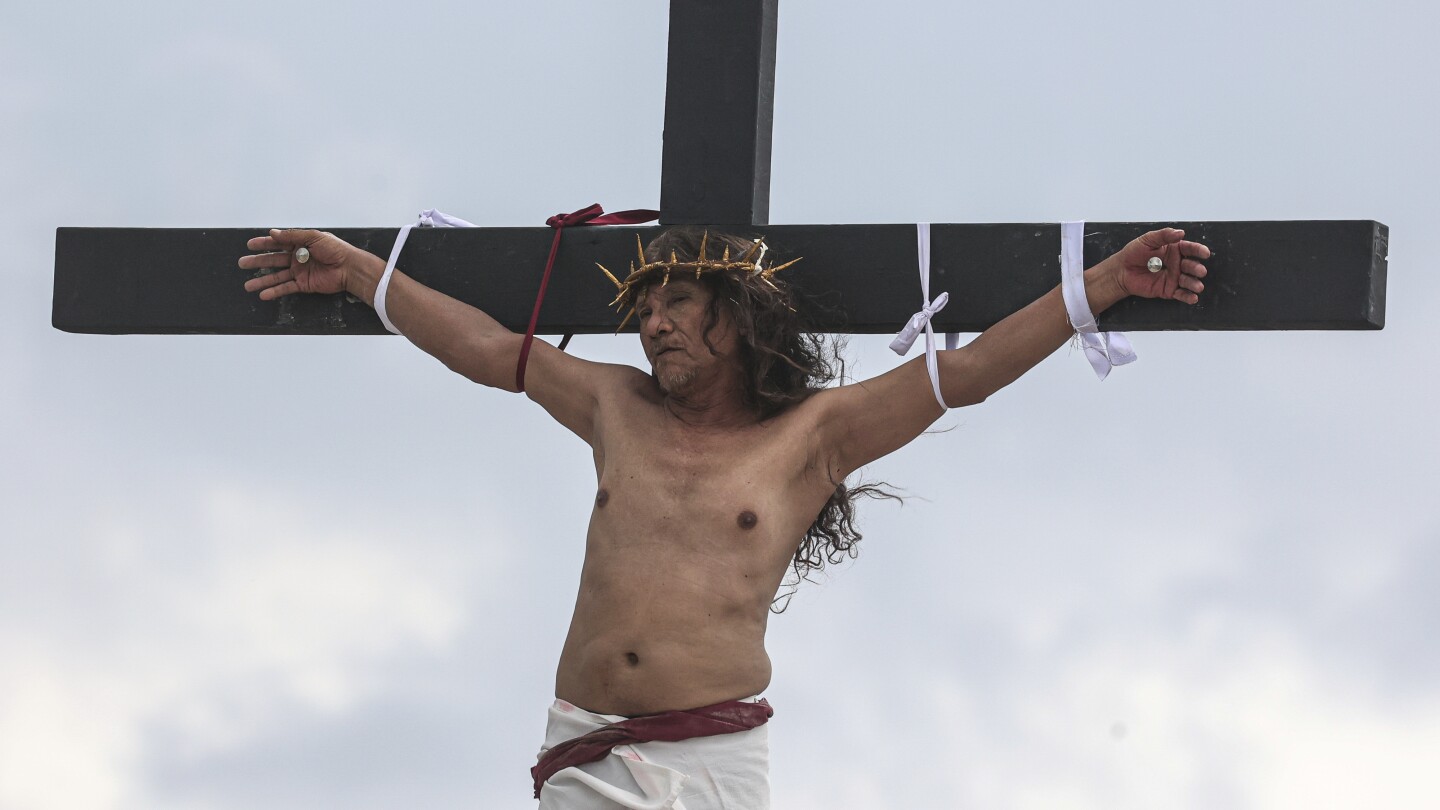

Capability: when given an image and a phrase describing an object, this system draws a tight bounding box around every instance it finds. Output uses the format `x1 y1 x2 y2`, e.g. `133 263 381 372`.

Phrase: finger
1180 258 1208 278
267 228 322 249
238 251 293 271
1178 240 1212 260
1172 287 1200 305
244 268 293 292
246 235 284 251
258 279 303 300
1177 274 1205 294
1139 227 1185 250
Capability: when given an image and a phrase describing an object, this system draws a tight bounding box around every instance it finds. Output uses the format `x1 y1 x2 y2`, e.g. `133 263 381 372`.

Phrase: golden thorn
740 238 764 264
596 262 622 289
615 307 636 333
662 268 670 287
764 257 802 277
609 280 634 308
698 231 709 262
636 233 647 268
722 245 730 262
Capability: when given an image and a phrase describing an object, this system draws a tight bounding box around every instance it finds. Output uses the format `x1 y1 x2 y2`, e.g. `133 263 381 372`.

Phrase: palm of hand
240 230 352 301
284 236 349 295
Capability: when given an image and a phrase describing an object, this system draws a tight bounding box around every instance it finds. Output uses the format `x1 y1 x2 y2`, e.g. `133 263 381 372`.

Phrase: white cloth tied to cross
889 223 957 410
375 208 479 334
1059 220 1135 380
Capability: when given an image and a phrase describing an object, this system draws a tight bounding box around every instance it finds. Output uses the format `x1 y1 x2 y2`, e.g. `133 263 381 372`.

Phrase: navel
625 652 640 666
595 488 609 508
737 510 758 530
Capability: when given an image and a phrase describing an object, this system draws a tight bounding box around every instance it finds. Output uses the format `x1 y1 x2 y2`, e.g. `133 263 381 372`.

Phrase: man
238 224 1208 808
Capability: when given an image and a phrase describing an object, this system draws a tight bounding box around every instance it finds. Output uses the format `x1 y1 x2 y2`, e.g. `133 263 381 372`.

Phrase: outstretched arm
238 229 624 442
941 227 1207 406
814 228 1210 477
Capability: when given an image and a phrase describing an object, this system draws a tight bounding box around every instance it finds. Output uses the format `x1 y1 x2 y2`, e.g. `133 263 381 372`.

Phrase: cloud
0 483 490 810
769 612 1440 810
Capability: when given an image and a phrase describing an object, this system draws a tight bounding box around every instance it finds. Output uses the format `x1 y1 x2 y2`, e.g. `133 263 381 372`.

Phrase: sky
3 1 1438 808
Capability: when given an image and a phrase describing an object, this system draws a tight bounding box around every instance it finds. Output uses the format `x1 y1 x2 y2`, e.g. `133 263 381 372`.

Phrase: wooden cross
51 0 1386 336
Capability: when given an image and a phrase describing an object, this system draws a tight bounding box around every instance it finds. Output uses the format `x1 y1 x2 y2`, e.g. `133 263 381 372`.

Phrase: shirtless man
239 225 1208 808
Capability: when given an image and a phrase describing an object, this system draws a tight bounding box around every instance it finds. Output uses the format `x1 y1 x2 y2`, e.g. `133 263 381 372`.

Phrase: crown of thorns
597 232 802 331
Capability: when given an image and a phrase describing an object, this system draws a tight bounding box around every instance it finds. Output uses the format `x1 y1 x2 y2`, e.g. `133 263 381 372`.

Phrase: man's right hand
239 229 379 302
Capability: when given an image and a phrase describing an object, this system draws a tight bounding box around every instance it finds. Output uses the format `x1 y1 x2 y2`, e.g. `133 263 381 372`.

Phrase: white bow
1060 220 1136 380
889 291 950 355
418 208 478 229
889 223 954 410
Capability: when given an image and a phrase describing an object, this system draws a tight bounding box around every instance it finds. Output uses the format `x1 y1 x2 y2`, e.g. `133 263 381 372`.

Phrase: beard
657 367 698 394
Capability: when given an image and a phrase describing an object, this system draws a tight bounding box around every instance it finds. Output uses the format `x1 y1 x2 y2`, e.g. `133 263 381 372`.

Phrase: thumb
269 228 319 248
1138 227 1185 251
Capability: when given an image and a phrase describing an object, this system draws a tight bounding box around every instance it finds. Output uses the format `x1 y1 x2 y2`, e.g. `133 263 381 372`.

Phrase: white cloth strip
1059 220 1136 380
418 208 479 228
376 209 479 335
888 223 949 410
537 697 770 809
374 224 412 335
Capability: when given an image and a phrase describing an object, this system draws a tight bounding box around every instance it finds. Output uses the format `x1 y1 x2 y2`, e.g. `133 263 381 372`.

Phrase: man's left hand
1113 227 1211 305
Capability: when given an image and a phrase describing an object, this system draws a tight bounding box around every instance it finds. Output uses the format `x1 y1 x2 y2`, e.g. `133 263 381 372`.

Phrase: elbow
939 351 989 408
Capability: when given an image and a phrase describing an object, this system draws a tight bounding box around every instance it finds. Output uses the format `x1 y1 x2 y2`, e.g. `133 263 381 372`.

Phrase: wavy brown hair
641 228 901 612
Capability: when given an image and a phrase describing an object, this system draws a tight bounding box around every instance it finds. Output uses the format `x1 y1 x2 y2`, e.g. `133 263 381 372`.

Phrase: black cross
51 0 1386 336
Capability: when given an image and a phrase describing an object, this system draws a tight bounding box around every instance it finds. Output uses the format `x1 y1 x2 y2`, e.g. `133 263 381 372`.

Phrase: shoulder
523 343 655 445
792 356 945 477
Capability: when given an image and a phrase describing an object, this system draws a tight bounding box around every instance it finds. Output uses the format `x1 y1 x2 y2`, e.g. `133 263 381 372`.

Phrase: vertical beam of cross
659 0 779 226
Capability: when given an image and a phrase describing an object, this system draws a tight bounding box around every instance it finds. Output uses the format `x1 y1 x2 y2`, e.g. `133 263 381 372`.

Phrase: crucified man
239 224 1209 808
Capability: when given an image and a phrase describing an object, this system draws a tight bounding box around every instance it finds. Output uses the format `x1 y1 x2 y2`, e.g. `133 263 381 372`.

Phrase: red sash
514 204 659 392
531 698 773 798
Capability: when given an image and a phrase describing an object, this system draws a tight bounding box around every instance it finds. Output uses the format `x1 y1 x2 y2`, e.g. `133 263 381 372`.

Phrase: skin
239 227 1208 715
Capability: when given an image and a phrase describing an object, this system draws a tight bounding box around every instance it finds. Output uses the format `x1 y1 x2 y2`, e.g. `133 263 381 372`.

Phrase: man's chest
602 409 818 492
588 409 834 556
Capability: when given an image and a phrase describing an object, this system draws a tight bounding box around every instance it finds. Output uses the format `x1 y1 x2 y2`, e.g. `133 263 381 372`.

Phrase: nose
642 308 671 338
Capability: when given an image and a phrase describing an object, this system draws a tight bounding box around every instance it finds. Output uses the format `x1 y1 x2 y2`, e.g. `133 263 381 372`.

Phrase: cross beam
49 0 1387 336
54 221 1385 335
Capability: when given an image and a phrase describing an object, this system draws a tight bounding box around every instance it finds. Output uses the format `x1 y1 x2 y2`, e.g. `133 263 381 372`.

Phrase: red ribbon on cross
516 204 660 392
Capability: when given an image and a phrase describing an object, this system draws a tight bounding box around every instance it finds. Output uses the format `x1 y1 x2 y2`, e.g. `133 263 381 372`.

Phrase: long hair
642 228 902 612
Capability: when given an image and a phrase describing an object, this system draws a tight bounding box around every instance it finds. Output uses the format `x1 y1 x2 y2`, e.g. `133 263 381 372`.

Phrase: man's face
637 278 738 394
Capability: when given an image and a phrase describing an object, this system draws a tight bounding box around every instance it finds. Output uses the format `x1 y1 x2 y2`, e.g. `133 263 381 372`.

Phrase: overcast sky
4 1 1438 808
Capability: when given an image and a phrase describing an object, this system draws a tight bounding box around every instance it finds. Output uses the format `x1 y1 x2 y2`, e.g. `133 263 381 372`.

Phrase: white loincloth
535 697 770 809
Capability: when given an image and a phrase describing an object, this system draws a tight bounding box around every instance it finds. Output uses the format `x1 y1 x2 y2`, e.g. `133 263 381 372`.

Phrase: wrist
345 251 386 306
1083 259 1128 314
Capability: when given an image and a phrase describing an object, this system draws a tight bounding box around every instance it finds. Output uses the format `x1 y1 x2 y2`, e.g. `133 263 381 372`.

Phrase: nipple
595 489 609 508
737 510 758 530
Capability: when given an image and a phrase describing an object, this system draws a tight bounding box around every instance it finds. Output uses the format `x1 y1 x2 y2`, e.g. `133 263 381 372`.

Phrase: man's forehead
640 278 706 302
